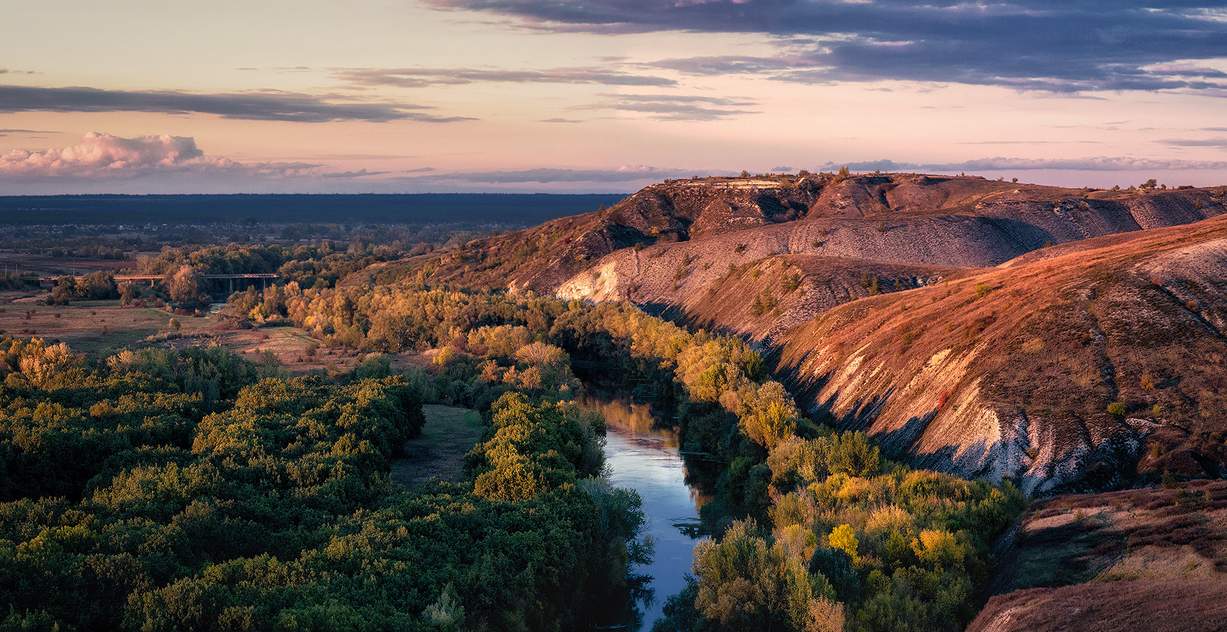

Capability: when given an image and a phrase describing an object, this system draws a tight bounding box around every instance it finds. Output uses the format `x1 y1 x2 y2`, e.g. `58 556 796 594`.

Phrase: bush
687 520 843 632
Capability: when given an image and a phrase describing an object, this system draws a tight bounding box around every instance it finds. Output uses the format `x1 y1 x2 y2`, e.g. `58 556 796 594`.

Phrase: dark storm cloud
335 66 676 87
0 85 473 123
428 1 1227 94
581 93 759 121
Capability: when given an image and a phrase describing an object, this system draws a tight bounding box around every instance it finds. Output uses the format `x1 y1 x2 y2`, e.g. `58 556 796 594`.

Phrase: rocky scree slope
776 215 1227 495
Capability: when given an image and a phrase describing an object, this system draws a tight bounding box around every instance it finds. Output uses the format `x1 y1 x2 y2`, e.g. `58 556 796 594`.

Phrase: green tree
689 520 842 632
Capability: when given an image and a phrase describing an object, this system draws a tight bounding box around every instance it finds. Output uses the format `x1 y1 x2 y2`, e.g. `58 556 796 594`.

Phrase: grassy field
0 290 382 372
0 251 138 278
0 294 179 355
391 405 485 488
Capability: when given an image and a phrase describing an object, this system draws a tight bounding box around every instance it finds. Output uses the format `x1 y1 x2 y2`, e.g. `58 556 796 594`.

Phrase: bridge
40 273 281 293
112 273 280 282
115 273 280 294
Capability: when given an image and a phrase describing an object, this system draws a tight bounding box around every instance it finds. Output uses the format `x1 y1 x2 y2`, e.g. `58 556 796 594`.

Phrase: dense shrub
0 339 643 631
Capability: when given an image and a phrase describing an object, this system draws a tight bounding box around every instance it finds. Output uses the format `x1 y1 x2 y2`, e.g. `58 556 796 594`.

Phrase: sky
2 0 1227 194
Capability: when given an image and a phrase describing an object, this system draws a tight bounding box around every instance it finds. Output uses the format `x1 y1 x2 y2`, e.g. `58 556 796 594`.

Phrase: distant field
0 295 176 354
0 193 625 225
0 291 397 372
0 251 139 278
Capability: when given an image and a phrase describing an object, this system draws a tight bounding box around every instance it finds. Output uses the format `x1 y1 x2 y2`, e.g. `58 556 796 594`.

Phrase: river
584 397 707 631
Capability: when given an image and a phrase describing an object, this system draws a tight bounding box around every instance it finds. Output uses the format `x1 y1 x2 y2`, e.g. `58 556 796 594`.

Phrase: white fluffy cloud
0 132 313 179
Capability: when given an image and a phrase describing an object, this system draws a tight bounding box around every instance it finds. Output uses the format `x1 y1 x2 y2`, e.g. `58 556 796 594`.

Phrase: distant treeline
0 193 626 226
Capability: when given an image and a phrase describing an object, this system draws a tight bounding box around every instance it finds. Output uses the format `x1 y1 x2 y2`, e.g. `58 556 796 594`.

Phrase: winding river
583 397 707 630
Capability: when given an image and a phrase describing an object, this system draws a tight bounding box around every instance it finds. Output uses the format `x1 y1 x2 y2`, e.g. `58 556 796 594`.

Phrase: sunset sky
3 0 1227 193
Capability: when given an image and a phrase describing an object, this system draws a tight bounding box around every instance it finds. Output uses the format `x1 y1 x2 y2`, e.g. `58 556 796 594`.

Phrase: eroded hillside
556 177 1226 329
358 173 1227 310
651 255 962 343
968 480 1227 632
348 173 1227 495
777 216 1227 494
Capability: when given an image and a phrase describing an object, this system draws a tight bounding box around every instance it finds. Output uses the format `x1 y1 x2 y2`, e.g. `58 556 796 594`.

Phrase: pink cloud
0 132 315 179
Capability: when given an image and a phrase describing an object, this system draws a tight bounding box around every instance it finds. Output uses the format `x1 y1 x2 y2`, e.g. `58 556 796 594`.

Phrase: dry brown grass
777 214 1227 491
969 481 1227 632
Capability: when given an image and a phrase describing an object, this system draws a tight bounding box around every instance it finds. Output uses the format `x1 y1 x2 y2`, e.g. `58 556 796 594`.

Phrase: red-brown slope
968 480 1227 632
776 215 1227 495
661 255 964 344
555 178 1227 328
353 174 1226 299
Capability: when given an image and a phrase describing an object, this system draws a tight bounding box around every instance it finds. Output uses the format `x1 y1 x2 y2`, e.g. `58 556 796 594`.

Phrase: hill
968 480 1227 632
367 173 1224 319
554 175 1224 324
776 215 1227 494
352 172 1227 494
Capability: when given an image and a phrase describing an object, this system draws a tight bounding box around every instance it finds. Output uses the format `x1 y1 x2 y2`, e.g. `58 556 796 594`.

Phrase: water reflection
583 396 671 441
582 396 707 631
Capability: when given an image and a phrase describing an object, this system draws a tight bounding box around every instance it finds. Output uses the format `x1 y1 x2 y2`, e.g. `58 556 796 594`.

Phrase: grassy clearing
391 404 485 488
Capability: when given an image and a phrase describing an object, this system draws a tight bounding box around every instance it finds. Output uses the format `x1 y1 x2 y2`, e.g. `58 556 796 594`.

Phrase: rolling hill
351 172 1227 494
776 215 1227 494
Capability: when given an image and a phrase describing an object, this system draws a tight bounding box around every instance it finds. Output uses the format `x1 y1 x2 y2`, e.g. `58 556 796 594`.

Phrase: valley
10 2 1227 630
2 173 1225 632
373 173 1227 496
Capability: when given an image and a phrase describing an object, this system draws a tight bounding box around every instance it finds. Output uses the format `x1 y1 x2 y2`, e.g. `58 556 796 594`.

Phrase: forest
219 279 1025 631
0 337 644 631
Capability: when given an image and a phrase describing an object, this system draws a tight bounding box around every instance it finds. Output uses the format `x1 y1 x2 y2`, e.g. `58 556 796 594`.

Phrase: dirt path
391 404 484 488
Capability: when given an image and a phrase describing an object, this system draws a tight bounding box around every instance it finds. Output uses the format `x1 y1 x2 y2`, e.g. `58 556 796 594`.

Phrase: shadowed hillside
648 254 963 344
